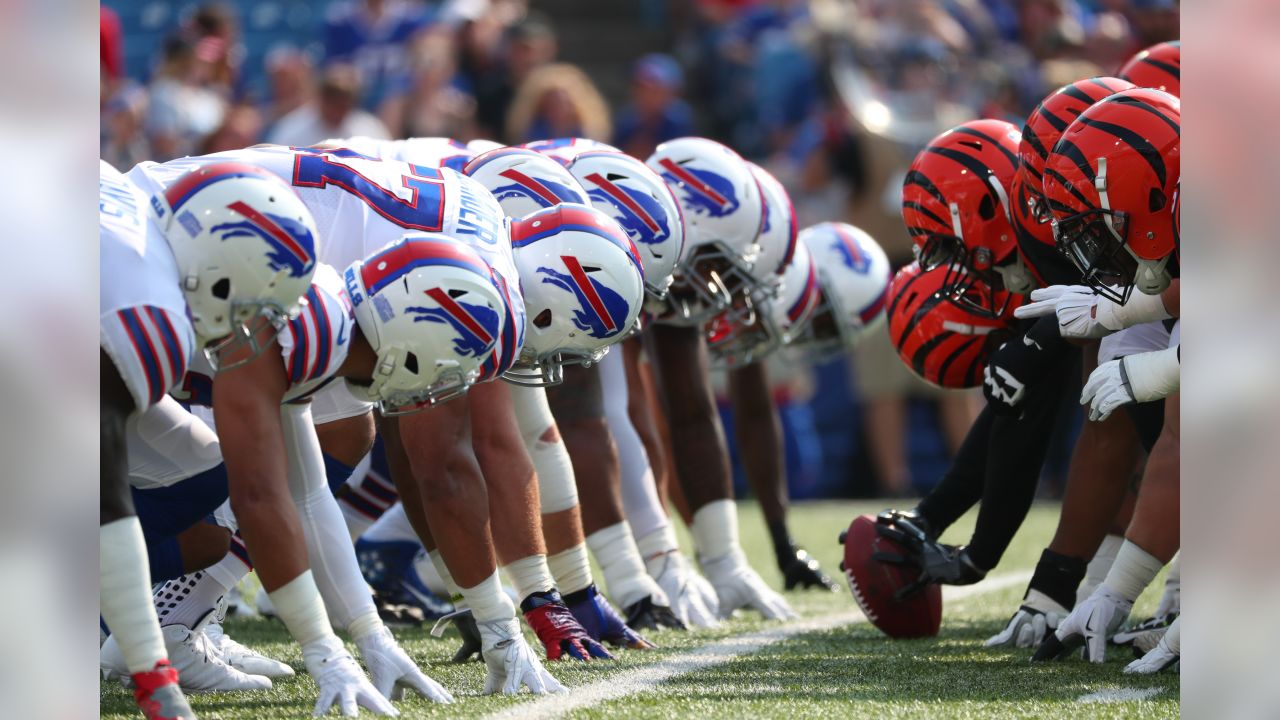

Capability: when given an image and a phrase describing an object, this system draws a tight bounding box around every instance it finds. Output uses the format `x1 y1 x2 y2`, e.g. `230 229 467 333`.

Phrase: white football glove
700 548 798 621
1124 616 1180 674
477 617 565 696
984 590 1068 649
646 550 721 628
354 625 453 704
1012 285 1074 320
1038 584 1132 663
302 635 398 717
1080 359 1134 422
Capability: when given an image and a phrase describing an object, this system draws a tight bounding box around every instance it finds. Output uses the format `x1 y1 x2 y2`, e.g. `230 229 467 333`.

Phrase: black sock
1027 549 1088 610
768 520 795 567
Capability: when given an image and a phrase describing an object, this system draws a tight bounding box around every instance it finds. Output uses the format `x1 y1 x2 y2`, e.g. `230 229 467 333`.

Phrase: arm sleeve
599 349 671 543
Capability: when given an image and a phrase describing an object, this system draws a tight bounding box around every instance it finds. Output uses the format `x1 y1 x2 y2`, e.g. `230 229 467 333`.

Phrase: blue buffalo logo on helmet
537 256 632 340
212 201 316 278
582 173 672 246
832 226 872 274
655 158 739 218
491 168 587 209
407 287 501 358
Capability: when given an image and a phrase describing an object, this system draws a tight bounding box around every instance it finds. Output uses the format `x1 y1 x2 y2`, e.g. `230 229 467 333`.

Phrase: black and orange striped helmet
1043 88 1181 304
1118 41 1180 97
886 263 1018 389
901 119 1023 317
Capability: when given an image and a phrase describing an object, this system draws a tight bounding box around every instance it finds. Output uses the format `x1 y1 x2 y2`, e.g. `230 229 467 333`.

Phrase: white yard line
484 571 1032 720
1077 687 1165 703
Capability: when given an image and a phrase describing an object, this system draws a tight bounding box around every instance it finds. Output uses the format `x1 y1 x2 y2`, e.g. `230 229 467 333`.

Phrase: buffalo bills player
101 159 319 720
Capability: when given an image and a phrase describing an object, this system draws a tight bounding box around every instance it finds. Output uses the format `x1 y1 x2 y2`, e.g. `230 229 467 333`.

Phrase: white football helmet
463 147 589 218
521 137 622 165
707 238 820 369
646 137 765 325
345 233 508 412
789 222 891 360
568 150 685 301
507 203 646 385
151 161 319 370
746 162 797 296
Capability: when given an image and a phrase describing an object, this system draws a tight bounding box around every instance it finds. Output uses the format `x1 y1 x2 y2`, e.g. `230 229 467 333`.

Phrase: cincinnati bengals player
1118 40 1180 96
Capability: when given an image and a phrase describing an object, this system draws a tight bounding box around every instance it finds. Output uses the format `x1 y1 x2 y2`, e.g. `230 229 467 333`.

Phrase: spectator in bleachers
378 28 478 140
146 35 228 161
262 45 316 130
469 10 558 142
186 3 241 99
199 103 265 154
612 53 694 160
267 63 390 146
101 6 125 98
101 83 151 170
506 63 611 144
323 0 434 109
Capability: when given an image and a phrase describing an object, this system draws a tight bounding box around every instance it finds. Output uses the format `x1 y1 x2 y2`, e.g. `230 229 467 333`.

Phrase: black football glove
982 315 1066 415
871 519 986 600
779 547 838 591
623 595 687 631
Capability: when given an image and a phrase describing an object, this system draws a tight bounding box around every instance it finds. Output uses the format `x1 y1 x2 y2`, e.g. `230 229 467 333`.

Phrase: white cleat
206 622 295 678
102 623 273 692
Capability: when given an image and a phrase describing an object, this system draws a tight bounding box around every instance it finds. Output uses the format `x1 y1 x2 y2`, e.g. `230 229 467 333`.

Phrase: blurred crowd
100 0 1176 499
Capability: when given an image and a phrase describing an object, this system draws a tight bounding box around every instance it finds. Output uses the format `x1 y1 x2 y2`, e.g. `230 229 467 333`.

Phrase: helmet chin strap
995 257 1036 296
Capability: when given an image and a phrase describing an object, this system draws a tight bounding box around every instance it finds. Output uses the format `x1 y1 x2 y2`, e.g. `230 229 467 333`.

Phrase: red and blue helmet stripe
786 261 821 325
360 235 495 296
858 284 889 326
511 204 645 280
163 161 283 212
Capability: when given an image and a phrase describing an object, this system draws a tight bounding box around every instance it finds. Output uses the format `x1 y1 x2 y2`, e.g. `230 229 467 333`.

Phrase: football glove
1032 584 1131 663
302 635 398 717
565 584 656 650
646 550 720 628
1124 616 1180 674
1112 612 1178 647
1080 358 1135 422
428 608 483 663
1015 285 1116 339
872 518 985 600
354 625 453 703
984 590 1068 648
476 617 565 696
701 548 798 620
521 590 614 661
779 547 839 591
623 594 687 631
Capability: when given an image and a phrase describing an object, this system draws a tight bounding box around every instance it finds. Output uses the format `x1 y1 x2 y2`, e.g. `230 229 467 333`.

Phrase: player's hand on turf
1033 584 1131 663
780 547 839 591
477 617 565 696
1124 616 1180 674
302 635 399 717
624 594 687 631
701 548 798 621
354 625 453 703
1080 358 1135 422
646 550 720 628
984 590 1068 648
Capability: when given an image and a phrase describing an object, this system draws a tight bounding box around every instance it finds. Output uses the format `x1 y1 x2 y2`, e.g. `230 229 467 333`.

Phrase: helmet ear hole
212 278 231 300
1148 188 1167 212
978 195 996 220
534 309 553 329
403 352 419 375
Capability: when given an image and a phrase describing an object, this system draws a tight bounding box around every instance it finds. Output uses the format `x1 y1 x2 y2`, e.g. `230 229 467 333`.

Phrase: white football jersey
100 160 196 411
337 136 475 173
128 145 524 381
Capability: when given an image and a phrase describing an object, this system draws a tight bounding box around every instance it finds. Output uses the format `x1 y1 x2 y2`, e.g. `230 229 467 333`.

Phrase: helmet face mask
665 240 758 325
202 304 289 371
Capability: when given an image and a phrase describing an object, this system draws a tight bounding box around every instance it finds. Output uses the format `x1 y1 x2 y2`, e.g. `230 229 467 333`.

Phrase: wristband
1104 541 1165 602
691 499 740 563
1122 346 1180 402
1096 289 1172 331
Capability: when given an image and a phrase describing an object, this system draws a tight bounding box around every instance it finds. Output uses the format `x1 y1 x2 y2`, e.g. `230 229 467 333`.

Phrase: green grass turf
101 501 1179 718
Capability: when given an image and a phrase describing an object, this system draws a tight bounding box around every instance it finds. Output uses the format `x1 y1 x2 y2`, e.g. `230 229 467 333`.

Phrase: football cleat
780 547 839 592
105 622 272 692
565 584 656 650
430 608 484 663
356 539 454 621
623 594 687 631
205 622 295 678
131 660 198 720
521 590 615 661
1114 612 1178 648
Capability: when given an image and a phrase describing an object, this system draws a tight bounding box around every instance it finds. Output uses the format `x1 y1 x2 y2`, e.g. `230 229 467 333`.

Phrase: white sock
546 543 593 595
503 555 556 601
1104 540 1166 602
691 499 740 563
101 518 167 673
429 549 464 604
460 570 516 623
204 547 252 594
1079 534 1124 604
154 553 247 629
587 521 661 608
361 502 420 544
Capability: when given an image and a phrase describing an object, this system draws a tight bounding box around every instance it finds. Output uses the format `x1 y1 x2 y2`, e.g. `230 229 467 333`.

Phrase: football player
100 159 319 719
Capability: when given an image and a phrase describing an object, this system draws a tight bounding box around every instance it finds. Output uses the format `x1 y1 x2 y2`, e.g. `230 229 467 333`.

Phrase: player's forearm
232 483 310 591
1124 394 1180 562
727 362 788 526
